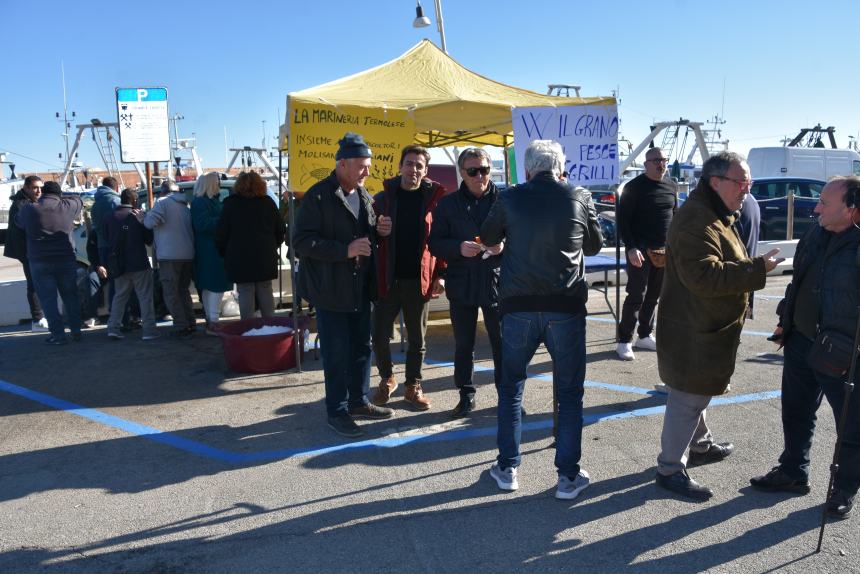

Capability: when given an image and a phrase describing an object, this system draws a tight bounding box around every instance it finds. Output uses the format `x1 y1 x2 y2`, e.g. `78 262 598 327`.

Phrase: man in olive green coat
654 151 784 500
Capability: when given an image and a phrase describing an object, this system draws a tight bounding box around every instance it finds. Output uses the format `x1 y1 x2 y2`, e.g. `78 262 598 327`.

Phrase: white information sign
116 87 169 162
512 104 619 185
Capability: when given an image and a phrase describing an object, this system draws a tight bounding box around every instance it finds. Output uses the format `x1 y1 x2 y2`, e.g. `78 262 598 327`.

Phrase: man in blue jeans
481 140 603 500
293 133 394 438
16 181 83 344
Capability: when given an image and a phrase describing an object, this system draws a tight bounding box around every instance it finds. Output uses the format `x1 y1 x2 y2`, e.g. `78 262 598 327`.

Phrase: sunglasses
465 166 491 177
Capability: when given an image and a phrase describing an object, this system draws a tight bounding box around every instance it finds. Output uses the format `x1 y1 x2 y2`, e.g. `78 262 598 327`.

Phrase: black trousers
372 278 429 383
21 258 44 322
450 302 502 397
618 257 664 343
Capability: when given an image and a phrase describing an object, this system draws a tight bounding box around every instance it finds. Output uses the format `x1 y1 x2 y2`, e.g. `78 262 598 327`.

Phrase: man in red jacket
372 145 447 410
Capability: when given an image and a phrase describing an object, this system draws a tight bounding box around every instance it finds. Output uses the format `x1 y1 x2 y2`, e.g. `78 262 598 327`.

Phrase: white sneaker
107 331 125 340
634 335 658 351
616 342 635 361
556 469 591 500
31 318 50 333
490 463 519 491
653 382 668 393
83 318 97 328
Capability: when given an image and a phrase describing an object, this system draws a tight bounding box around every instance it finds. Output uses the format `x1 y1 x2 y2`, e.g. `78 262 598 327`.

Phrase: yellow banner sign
289 103 415 193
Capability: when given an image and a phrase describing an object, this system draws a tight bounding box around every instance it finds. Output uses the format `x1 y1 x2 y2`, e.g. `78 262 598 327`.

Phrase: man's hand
431 277 445 298
762 248 785 273
627 248 644 268
96 266 108 280
377 215 392 237
460 241 483 258
347 237 372 259
768 326 784 346
132 208 144 222
485 242 504 256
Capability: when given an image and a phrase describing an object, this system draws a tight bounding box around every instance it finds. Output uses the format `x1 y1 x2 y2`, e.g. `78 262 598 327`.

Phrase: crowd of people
5 132 859 519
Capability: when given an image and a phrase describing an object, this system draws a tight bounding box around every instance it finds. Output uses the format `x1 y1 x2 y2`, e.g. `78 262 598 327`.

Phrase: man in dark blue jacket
429 147 502 417
103 188 159 341
294 132 394 438
16 181 83 344
751 176 860 520
481 140 602 500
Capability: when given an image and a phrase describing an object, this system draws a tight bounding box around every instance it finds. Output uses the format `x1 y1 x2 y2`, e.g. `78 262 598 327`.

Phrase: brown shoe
372 376 397 405
404 382 431 411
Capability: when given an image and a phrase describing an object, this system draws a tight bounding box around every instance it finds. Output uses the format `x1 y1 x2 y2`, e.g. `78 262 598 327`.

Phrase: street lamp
412 0 447 54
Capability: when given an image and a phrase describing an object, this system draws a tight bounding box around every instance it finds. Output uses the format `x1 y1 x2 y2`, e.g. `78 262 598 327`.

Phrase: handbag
807 330 858 378
646 247 667 268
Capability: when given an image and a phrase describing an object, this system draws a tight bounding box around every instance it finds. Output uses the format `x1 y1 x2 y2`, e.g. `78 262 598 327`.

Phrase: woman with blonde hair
191 172 232 333
215 172 286 319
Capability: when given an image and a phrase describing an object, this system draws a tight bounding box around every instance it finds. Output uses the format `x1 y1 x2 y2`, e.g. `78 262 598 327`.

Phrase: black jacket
778 224 860 343
16 193 83 263
481 172 603 315
103 205 153 276
3 189 34 261
293 171 378 312
215 194 286 283
429 181 500 307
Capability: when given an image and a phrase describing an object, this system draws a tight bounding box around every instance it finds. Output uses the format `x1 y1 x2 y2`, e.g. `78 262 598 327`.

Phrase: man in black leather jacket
751 176 860 520
481 139 602 500
294 132 394 438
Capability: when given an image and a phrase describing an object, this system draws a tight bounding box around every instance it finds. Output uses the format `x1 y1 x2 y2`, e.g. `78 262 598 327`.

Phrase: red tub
217 316 309 374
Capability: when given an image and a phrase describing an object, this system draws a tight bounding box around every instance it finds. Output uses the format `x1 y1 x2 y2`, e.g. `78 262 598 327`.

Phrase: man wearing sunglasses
655 151 783 500
371 145 448 411
616 147 677 362
429 148 503 417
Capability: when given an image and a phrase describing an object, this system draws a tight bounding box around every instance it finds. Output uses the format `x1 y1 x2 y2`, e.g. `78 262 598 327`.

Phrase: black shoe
688 442 734 466
327 415 364 438
348 403 394 420
451 395 476 418
655 470 713 500
44 336 68 346
827 489 855 520
750 466 811 494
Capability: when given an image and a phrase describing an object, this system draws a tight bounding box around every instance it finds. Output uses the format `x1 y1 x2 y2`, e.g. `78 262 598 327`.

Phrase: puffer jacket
778 224 860 344
656 185 768 395
480 172 603 315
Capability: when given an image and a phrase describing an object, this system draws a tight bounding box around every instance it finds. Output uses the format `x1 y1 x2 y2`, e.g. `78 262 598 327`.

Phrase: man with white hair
481 139 603 500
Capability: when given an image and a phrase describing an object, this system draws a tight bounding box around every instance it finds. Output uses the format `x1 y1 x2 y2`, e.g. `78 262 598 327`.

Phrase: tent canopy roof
287 40 614 147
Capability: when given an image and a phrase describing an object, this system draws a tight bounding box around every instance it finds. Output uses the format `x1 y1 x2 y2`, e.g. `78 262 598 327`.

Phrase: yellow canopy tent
283 40 615 149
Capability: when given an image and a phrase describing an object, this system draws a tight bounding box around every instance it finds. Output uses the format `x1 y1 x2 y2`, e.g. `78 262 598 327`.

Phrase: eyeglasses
717 176 753 190
648 158 669 164
464 166 491 177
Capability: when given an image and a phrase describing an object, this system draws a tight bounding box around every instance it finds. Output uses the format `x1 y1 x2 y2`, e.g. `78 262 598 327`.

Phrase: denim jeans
450 302 502 397
317 303 373 417
778 332 860 495
497 311 586 478
30 259 82 339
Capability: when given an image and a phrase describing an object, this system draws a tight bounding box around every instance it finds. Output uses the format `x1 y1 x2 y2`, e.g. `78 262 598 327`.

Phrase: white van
748 147 860 180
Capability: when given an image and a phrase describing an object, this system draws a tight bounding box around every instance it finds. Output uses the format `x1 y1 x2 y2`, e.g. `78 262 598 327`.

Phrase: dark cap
335 132 372 161
42 181 62 195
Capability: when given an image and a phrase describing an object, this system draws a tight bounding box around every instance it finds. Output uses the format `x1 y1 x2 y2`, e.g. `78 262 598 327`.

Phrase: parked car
749 177 824 240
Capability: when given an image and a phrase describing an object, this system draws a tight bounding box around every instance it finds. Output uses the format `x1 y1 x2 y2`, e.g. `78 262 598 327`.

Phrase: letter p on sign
137 89 148 101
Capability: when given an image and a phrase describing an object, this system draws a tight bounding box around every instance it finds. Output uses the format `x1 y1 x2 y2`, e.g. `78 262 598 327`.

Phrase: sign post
116 87 170 207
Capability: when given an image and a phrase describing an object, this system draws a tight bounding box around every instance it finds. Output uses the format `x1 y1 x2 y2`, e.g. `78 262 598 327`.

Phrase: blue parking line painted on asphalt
585 315 773 338
0 377 780 464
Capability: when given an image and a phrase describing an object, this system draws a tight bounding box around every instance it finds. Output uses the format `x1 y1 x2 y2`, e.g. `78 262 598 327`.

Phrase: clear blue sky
3 0 858 177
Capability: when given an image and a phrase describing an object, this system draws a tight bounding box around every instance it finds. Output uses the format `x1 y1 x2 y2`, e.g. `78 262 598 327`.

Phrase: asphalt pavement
0 274 857 573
